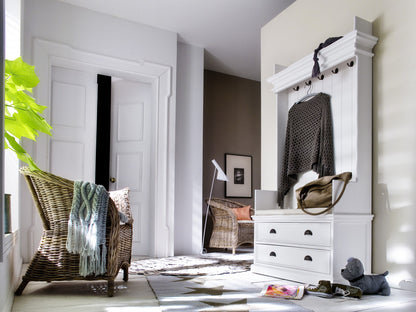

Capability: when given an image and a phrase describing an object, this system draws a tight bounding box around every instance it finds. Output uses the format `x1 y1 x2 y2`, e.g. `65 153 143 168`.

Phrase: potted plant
4 57 52 171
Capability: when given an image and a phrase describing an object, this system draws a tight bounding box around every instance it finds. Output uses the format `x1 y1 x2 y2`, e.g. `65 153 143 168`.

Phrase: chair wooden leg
107 279 114 297
123 266 129 282
15 279 29 296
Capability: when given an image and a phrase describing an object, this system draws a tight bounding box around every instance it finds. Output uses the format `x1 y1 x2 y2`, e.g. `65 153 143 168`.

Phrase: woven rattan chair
15 167 133 297
207 198 254 254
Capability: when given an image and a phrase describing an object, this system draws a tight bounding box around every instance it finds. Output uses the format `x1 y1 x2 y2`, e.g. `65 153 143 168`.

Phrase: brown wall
203 70 261 209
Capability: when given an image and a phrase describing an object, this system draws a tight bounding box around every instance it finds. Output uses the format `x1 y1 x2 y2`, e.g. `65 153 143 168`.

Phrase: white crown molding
267 29 378 94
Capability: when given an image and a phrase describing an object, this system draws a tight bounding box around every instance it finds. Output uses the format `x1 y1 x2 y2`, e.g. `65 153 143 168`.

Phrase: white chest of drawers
251 211 373 284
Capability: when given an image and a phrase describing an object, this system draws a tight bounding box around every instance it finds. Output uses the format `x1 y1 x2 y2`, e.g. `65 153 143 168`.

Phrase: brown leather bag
295 172 352 215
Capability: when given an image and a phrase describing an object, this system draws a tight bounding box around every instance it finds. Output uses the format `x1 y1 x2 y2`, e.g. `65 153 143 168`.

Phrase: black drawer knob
269 229 277 234
269 251 277 257
304 255 313 261
304 230 313 236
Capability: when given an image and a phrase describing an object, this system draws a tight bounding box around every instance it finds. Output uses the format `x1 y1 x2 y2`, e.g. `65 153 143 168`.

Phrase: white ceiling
58 0 295 81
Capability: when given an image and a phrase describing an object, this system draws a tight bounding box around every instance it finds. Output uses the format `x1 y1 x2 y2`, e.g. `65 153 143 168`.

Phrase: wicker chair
15 167 133 297
207 198 254 254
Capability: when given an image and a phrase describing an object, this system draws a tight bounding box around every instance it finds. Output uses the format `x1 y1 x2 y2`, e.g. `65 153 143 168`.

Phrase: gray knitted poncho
277 93 335 207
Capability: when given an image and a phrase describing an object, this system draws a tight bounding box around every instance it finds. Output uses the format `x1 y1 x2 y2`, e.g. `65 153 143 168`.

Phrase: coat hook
331 68 339 74
347 61 354 67
318 74 324 80
293 86 299 91
305 80 312 86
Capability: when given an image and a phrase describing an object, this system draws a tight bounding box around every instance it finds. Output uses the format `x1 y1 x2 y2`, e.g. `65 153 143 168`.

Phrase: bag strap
300 172 352 216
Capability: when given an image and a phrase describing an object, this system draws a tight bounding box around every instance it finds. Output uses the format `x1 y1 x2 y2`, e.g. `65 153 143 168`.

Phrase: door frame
27 38 175 257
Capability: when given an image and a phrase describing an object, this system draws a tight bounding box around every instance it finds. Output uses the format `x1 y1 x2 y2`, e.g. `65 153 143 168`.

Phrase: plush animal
341 257 390 296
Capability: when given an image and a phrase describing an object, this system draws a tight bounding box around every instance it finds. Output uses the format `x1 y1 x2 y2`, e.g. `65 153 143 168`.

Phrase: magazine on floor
261 284 305 300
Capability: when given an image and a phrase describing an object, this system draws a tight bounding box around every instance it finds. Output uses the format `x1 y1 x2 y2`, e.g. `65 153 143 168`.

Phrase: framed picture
225 153 252 198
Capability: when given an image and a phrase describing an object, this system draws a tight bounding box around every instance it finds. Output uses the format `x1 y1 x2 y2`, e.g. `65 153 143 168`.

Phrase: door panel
110 78 152 255
50 66 97 181
117 103 144 141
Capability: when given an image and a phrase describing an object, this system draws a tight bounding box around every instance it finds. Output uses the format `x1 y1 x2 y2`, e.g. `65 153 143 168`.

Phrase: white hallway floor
12 251 416 312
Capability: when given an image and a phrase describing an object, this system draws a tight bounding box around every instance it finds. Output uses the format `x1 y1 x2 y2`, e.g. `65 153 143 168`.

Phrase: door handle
110 177 116 183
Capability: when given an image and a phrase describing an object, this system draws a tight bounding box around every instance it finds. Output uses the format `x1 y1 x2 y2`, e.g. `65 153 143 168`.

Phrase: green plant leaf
5 115 37 140
18 108 52 136
5 57 40 89
5 108 51 140
4 57 52 171
4 133 40 171
5 81 46 114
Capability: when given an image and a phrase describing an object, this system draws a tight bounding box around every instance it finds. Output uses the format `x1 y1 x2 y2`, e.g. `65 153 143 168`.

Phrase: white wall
21 0 179 261
1 233 21 312
175 42 204 255
23 0 177 67
261 0 416 289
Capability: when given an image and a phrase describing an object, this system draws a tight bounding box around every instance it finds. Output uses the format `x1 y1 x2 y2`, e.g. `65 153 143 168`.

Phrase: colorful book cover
261 284 305 300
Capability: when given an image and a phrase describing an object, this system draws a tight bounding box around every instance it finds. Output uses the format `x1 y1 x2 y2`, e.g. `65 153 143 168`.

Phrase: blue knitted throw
66 181 109 277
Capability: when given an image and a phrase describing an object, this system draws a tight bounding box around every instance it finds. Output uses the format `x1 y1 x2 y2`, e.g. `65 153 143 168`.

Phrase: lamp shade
211 159 228 181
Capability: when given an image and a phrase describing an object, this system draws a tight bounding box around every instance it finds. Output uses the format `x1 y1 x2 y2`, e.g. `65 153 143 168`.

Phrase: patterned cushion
109 188 132 224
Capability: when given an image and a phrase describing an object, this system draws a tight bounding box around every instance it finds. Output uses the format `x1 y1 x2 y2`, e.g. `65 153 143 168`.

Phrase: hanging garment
277 92 335 207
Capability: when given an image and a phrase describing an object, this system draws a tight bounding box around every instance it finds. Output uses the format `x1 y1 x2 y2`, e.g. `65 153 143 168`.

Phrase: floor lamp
202 159 228 254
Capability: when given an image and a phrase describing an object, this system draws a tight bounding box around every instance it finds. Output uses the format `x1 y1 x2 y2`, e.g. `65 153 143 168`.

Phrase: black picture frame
225 153 252 198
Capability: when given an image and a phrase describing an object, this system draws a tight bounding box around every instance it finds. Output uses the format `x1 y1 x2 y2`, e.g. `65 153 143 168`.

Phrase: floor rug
147 274 313 311
129 255 253 276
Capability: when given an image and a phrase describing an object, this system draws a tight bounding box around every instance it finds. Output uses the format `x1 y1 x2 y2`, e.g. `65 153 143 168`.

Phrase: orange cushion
232 205 252 221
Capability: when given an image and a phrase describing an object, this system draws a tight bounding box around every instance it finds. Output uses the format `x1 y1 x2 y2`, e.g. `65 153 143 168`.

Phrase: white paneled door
109 78 153 256
50 66 153 256
50 66 97 181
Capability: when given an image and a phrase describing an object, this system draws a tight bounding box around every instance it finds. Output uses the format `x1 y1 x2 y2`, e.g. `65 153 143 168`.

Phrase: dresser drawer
255 222 331 247
255 244 331 274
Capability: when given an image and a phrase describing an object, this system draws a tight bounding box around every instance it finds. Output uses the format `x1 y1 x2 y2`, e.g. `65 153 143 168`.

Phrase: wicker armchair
207 198 254 254
15 167 133 297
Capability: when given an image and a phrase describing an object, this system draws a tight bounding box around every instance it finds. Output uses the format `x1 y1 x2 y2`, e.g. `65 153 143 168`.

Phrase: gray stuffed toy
341 257 390 296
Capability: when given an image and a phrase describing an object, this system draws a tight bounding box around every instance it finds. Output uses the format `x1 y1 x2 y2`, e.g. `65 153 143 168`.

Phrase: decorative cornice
267 30 378 94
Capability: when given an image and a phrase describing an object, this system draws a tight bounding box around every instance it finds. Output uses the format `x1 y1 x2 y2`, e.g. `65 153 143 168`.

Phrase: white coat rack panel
268 17 377 213
251 17 378 284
